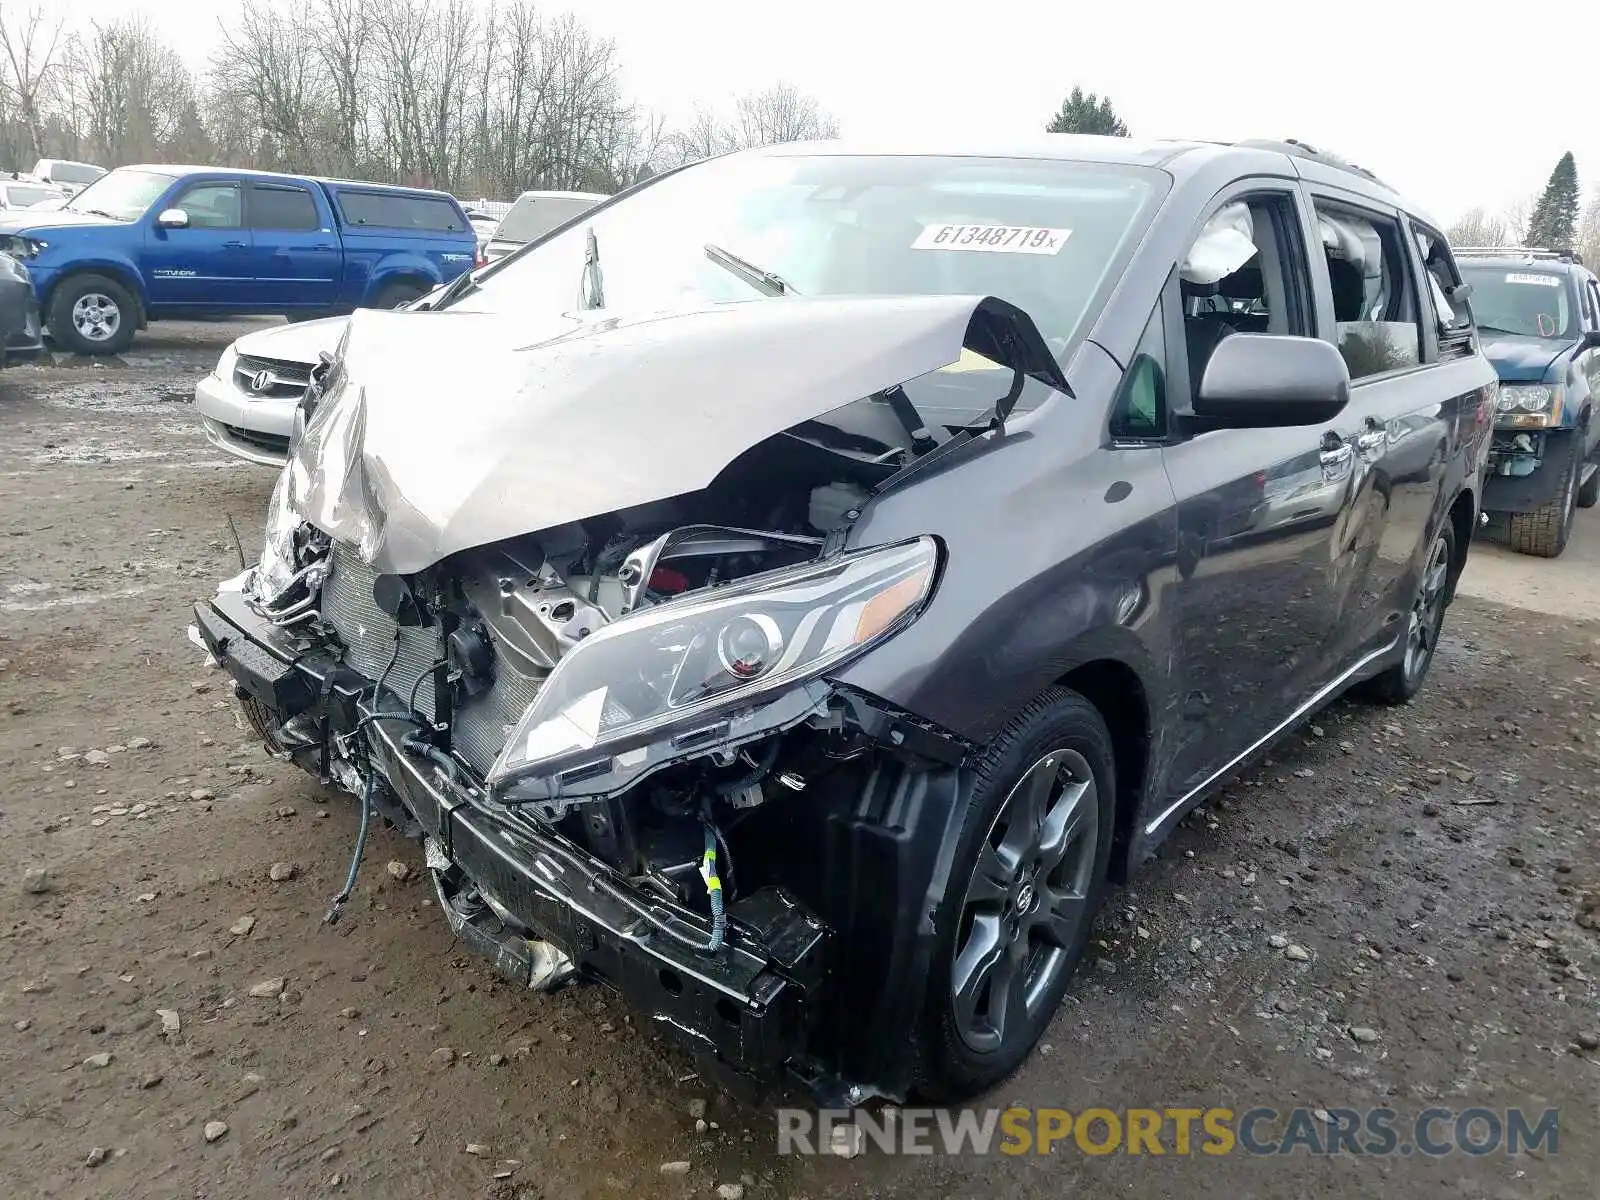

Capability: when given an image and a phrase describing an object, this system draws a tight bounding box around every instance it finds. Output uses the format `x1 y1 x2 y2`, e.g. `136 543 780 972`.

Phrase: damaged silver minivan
193 138 1493 1102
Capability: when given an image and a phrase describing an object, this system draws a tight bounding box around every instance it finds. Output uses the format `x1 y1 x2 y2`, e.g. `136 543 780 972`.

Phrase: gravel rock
203 1121 228 1143
464 1142 489 1156
688 1098 708 1120
127 736 152 750
157 1009 181 1036
428 1046 456 1069
190 788 214 802
82 1052 112 1069
267 862 298 882
1285 944 1311 962
247 977 286 999
230 915 256 936
1349 1026 1380 1044
22 866 53 894
1576 1030 1600 1051
717 1186 746 1200
386 860 410 882
139 1073 163 1089
84 750 110 766
1267 933 1289 949
658 1161 691 1175
85 1146 109 1168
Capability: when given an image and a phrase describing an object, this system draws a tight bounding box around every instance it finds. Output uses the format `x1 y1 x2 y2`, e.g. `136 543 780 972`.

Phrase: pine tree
1525 152 1579 249
1045 88 1129 137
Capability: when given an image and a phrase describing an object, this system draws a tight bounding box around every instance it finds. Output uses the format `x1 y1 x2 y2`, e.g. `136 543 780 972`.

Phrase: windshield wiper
1474 323 1529 337
704 243 798 297
582 226 605 309
79 208 119 220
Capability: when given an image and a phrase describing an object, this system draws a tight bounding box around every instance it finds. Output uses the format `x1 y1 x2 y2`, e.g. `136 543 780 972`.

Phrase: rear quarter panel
321 185 475 305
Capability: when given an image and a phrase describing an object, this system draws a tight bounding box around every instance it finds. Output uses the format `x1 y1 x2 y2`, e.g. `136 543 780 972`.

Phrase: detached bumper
191 592 828 1079
195 372 294 467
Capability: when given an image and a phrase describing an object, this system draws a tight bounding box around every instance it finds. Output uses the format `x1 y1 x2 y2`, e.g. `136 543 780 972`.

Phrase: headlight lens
487 537 939 792
215 343 238 382
1495 384 1559 418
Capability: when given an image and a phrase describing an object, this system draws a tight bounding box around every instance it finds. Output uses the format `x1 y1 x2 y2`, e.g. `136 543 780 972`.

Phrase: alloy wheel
71 292 120 342
1403 533 1451 682
951 748 1100 1053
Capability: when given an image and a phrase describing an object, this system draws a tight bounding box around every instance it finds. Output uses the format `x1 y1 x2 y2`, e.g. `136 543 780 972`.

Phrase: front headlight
1496 384 1561 426
215 342 239 382
487 537 939 794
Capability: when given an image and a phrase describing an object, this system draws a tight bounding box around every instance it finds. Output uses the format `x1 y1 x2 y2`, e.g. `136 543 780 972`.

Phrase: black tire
1363 519 1456 705
367 281 427 311
46 273 137 356
1506 440 1579 557
916 687 1115 1101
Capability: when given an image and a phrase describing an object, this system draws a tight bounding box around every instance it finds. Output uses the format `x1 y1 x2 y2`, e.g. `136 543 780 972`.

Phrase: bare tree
733 81 838 148
67 18 205 164
1447 207 1510 248
209 0 324 171
0 6 63 163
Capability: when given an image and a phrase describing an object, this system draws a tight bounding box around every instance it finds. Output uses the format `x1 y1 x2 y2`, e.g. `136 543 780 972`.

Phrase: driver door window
174 183 242 230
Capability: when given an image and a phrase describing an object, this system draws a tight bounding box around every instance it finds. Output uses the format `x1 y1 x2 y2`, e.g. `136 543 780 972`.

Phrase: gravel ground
1 326 1597 1199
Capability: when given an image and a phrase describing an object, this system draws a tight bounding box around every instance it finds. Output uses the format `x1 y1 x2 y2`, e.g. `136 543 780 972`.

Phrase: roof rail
1235 137 1386 187
1453 246 1583 265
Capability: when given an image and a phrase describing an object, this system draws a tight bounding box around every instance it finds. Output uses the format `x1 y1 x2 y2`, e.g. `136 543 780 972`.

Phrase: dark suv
192 135 1495 1104
1454 248 1600 556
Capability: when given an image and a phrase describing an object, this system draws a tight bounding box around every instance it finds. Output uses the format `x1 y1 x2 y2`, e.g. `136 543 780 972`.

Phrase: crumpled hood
280 294 1057 575
235 315 348 365
1480 335 1569 383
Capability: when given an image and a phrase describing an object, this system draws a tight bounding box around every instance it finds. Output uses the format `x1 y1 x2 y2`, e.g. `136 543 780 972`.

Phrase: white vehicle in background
0 177 67 209
195 317 345 467
27 159 106 196
482 189 608 262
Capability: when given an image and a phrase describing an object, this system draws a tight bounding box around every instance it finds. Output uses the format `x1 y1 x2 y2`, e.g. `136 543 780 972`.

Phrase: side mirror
1194 333 1351 429
156 208 189 229
1582 329 1600 351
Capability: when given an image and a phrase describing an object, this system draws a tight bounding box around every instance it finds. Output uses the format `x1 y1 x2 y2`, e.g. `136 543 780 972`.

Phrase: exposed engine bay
193 293 1065 1100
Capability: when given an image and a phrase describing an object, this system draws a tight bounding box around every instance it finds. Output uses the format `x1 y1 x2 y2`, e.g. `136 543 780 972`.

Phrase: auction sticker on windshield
913 224 1071 254
1505 272 1561 287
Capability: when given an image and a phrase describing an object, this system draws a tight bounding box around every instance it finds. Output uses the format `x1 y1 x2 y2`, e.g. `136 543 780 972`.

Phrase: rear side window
1311 199 1423 380
335 191 466 233
248 184 321 231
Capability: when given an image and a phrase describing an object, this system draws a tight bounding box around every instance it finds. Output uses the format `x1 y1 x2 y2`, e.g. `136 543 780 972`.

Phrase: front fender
32 248 150 312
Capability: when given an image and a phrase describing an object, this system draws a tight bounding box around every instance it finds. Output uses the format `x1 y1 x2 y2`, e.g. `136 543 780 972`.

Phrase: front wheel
1506 441 1579 556
1362 521 1455 705
917 688 1115 1100
47 274 137 356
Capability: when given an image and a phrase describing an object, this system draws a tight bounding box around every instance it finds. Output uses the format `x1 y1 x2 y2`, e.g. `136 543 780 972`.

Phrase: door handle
1319 435 1354 481
1356 426 1387 461
222 239 247 250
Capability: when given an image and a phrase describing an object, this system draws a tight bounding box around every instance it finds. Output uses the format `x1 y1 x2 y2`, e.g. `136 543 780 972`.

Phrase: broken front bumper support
192 592 831 1080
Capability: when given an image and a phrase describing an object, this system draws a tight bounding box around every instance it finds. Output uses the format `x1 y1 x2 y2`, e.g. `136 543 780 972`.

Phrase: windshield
64 169 176 221
456 153 1161 354
495 195 603 244
1459 265 1576 339
48 163 104 186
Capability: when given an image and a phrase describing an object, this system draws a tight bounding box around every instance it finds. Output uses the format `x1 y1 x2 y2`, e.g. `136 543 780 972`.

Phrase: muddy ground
2 324 1597 1200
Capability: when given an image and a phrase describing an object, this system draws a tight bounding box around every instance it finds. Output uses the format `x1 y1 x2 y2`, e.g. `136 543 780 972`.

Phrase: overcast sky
127 0 1592 227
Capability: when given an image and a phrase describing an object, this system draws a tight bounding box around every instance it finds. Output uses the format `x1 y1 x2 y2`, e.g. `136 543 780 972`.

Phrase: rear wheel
47 273 136 356
368 281 426 310
1506 440 1579 556
1362 521 1455 705
917 688 1114 1100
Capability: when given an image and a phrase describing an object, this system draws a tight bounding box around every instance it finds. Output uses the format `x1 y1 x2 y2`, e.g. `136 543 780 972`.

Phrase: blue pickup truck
0 165 477 354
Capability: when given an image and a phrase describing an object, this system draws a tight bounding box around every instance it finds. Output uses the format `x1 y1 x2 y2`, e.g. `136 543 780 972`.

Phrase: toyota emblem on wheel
249 370 274 393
